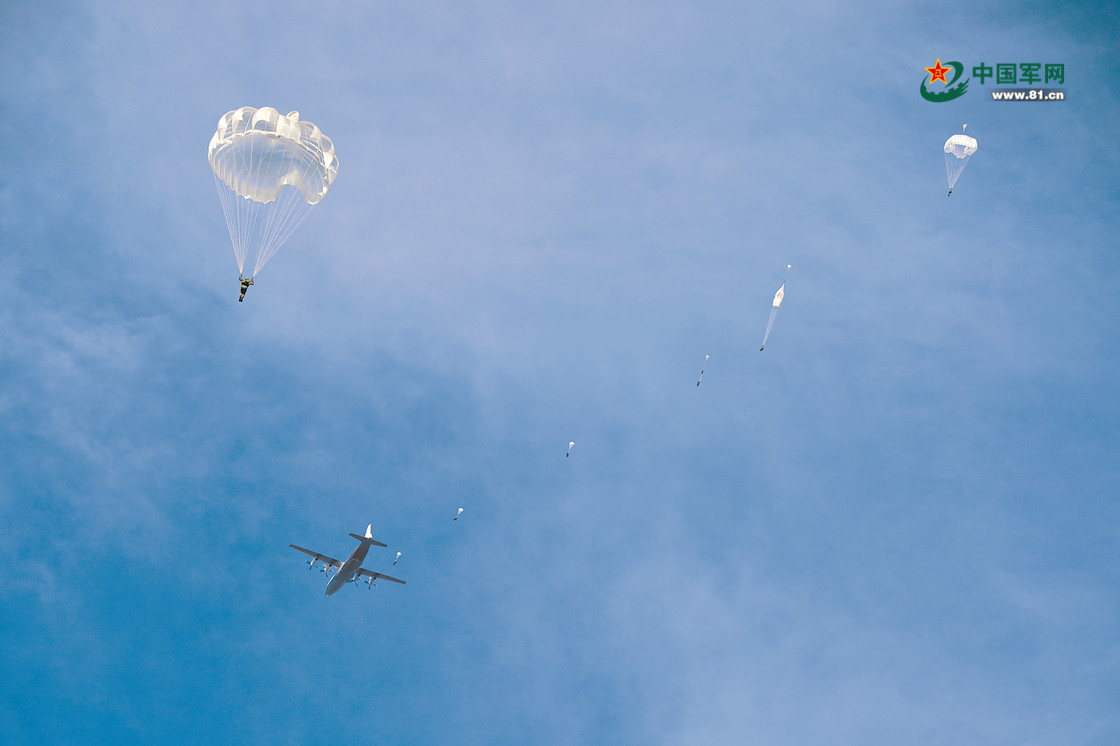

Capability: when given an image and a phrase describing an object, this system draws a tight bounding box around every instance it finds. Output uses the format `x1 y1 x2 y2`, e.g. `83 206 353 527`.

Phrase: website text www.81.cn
990 88 1066 101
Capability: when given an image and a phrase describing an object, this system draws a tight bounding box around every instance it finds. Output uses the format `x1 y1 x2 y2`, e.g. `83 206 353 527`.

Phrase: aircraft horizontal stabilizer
349 533 388 547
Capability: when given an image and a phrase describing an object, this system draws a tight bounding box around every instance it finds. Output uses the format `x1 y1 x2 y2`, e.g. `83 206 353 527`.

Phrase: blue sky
2 0 1118 743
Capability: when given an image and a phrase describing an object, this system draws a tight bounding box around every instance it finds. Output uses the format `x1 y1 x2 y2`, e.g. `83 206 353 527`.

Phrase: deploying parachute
944 124 978 196
209 107 339 300
760 266 791 351
760 284 785 351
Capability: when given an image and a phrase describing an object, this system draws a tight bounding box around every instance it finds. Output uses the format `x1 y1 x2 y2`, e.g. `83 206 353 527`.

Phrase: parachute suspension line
227 181 255 274
213 174 242 272
761 307 779 349
252 187 316 277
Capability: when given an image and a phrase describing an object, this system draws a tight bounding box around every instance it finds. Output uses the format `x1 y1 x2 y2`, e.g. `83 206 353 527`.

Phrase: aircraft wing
356 567 406 585
289 544 342 569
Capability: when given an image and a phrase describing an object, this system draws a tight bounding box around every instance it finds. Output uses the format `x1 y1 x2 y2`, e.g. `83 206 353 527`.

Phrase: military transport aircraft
290 524 406 596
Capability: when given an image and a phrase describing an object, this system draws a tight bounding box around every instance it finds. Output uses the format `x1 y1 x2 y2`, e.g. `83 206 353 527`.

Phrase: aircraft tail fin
350 525 388 548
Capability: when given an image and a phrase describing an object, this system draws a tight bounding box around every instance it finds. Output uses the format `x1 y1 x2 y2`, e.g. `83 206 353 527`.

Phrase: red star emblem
925 59 950 85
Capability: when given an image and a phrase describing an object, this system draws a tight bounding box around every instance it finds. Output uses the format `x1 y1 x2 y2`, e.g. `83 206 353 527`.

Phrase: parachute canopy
209 106 339 278
943 126 978 190
209 107 338 204
944 133 978 159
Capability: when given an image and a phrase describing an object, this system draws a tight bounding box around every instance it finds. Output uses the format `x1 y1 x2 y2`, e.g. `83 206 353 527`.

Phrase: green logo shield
921 61 969 102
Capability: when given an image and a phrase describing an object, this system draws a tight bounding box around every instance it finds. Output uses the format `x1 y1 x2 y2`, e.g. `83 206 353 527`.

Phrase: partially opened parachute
944 124 978 193
760 265 792 351
209 106 339 279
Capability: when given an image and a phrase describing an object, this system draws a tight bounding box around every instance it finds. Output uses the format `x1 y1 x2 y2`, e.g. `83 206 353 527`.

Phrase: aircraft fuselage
325 542 371 596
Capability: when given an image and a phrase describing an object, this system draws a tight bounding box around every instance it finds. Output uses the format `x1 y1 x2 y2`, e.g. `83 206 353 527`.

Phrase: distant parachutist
760 268 790 351
566 441 575 458
696 354 709 387
944 124 978 196
453 507 463 521
393 551 401 566
238 274 254 303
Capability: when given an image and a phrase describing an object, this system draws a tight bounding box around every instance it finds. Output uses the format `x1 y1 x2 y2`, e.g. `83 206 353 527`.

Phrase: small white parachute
566 441 575 458
944 124 978 196
393 551 401 565
696 354 709 387
453 507 463 521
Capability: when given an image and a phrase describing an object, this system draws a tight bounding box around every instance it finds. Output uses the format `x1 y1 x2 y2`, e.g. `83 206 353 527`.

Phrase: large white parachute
209 106 340 278
944 124 978 194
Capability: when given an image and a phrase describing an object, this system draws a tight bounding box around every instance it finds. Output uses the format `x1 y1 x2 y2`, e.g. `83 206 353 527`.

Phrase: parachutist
238 275 254 303
948 189 952 197
944 126 977 196
211 107 338 290
760 282 785 350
